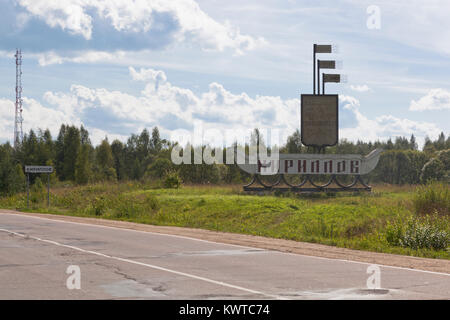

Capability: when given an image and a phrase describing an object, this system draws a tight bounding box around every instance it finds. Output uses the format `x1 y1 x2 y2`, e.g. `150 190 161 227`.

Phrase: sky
0 0 449 148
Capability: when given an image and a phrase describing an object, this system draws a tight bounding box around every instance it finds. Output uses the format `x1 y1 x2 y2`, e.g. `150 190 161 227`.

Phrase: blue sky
0 0 449 147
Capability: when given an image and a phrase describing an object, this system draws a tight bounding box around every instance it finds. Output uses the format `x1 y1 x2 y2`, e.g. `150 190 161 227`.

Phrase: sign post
26 173 29 209
25 166 53 209
47 173 50 207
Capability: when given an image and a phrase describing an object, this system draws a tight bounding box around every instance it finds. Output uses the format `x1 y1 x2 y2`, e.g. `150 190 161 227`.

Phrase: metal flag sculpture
240 44 383 192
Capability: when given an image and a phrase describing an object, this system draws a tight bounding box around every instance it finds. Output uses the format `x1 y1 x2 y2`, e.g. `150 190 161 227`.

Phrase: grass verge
0 182 448 259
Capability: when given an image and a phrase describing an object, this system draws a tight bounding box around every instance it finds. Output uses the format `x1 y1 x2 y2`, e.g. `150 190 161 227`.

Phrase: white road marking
1 212 449 277
0 212 251 249
0 227 288 300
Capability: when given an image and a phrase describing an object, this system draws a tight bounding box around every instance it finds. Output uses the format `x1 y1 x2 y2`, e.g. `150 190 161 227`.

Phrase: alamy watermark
170 123 282 175
367 5 381 30
66 265 81 290
366 264 381 289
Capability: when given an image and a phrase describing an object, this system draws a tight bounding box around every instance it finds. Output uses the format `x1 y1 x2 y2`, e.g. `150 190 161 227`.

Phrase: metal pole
47 173 50 207
27 173 29 209
322 73 325 95
317 61 320 95
313 45 316 94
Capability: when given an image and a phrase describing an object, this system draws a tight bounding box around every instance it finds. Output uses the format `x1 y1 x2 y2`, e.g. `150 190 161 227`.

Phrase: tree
386 138 394 150
394 151 410 184
394 136 411 150
436 132 446 150
62 126 81 181
20 129 40 165
96 138 114 168
146 158 173 179
421 158 445 183
150 126 162 154
137 129 150 160
46 159 58 184
0 142 26 195
95 138 116 181
111 139 127 180
75 144 91 185
421 149 450 183
80 125 91 145
1 123 448 195
409 134 418 150
284 129 302 153
13 163 26 194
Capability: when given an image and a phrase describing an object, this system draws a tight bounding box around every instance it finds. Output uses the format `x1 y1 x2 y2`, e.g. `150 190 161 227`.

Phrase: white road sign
25 166 54 173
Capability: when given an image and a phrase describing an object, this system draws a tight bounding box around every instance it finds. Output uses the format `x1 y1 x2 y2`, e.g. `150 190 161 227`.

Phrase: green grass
413 181 449 216
1 182 448 259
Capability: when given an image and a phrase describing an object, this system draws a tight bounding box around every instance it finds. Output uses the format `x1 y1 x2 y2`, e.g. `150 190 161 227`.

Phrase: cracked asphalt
0 212 449 299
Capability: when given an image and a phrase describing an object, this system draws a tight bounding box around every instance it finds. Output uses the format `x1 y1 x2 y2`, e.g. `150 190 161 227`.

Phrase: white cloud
18 0 94 39
339 95 360 108
345 0 450 56
22 97 79 133
129 66 167 85
37 51 64 66
0 99 15 142
340 95 442 147
37 51 126 66
409 88 450 111
349 84 370 92
88 128 129 145
17 0 265 54
0 97 79 142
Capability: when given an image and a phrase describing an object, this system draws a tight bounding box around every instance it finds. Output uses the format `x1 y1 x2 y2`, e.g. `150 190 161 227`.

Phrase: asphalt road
0 212 449 299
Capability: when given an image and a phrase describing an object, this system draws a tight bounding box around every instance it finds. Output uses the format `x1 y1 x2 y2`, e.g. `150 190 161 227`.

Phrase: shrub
164 171 182 189
144 194 160 211
386 216 449 250
89 196 107 216
421 158 445 183
30 177 46 203
114 197 140 218
420 149 449 183
413 181 449 216
146 158 173 179
31 177 45 194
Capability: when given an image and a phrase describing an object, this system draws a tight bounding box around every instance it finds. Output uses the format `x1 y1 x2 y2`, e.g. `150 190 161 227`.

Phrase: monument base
243 174 371 193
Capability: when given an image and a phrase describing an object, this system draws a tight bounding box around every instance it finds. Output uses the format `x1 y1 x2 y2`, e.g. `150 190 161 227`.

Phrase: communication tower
14 49 23 148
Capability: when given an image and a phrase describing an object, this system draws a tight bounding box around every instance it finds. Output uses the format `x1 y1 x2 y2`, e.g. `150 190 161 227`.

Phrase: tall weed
413 182 449 216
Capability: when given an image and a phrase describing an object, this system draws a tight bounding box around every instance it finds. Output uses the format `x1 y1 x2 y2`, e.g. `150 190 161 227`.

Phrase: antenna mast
14 49 23 148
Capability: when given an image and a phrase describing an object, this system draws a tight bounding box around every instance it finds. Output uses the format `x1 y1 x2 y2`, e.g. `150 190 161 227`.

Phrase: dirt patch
1 209 449 274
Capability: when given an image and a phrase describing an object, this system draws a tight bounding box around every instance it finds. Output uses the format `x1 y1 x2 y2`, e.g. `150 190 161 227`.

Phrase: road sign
25 166 53 173
25 166 53 208
301 94 338 147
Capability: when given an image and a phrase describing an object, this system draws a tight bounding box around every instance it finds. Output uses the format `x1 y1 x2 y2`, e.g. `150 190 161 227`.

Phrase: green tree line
0 125 448 196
